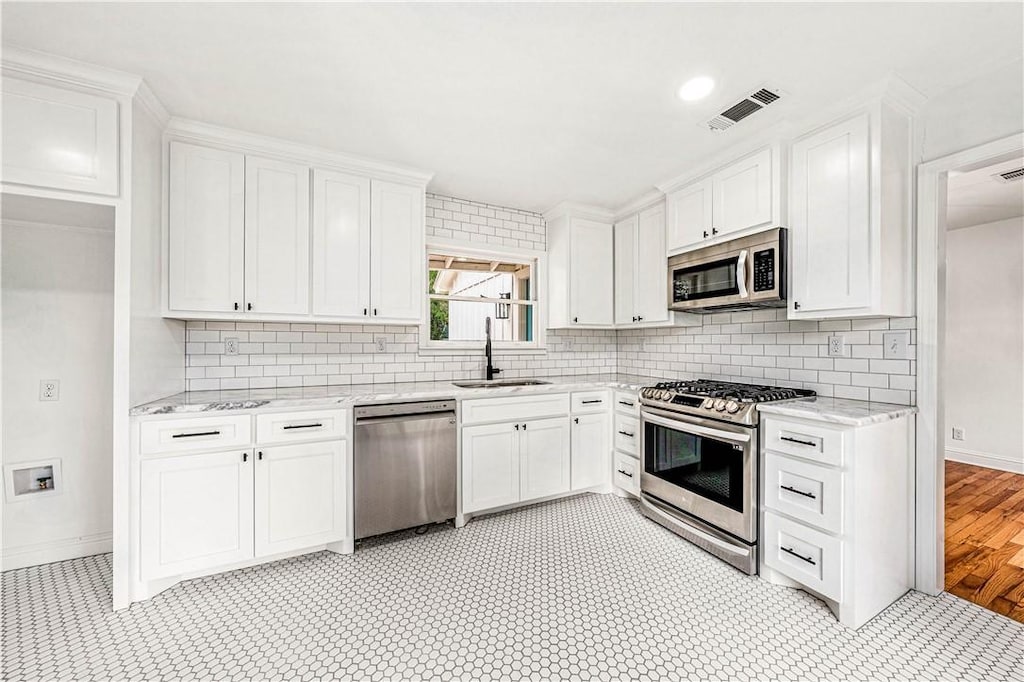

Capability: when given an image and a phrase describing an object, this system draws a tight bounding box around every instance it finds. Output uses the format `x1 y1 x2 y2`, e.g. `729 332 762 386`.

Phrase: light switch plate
882 330 910 359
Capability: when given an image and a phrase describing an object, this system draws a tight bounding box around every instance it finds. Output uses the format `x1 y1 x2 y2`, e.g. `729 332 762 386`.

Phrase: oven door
640 407 756 542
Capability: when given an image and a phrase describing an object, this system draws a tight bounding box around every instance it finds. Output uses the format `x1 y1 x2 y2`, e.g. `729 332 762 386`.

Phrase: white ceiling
3 2 1022 213
947 157 1024 230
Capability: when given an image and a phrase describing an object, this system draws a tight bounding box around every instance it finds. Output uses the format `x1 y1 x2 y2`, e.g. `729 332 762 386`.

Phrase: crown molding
134 80 171 128
1 45 142 96
165 118 435 186
613 190 666 221
542 201 616 223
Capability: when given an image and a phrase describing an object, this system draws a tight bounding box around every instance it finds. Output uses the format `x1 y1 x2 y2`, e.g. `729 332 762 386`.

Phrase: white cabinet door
613 215 637 325
244 156 311 315
635 203 669 324
370 180 424 322
519 417 571 502
711 147 774 236
790 115 871 313
666 178 713 251
254 441 346 556
168 142 245 313
1 77 119 196
570 217 614 325
140 450 254 580
571 412 610 490
312 169 371 318
462 422 520 513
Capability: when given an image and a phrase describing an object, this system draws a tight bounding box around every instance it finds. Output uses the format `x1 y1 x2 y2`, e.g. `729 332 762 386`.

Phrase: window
424 247 541 349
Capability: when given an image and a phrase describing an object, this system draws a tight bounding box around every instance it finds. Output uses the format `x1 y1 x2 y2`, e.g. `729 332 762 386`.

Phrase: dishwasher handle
354 400 457 421
355 411 456 426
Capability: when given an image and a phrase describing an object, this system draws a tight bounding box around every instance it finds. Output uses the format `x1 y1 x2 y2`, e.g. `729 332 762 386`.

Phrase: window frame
420 238 547 354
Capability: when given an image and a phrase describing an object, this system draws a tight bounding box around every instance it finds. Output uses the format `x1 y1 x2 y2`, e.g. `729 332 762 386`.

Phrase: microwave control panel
753 249 775 292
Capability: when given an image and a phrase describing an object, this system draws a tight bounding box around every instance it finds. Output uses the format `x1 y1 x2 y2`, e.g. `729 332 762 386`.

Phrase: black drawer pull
616 470 634 478
781 546 816 565
780 436 817 447
617 400 634 407
778 483 819 499
581 399 603 405
282 423 323 430
172 430 220 439
617 430 635 438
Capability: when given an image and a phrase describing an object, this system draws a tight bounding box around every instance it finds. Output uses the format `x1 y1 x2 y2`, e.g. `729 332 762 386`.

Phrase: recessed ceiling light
678 76 715 102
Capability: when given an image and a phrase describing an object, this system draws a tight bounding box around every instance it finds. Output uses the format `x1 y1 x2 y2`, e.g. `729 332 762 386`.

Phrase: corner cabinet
165 138 427 324
545 203 615 328
788 99 914 319
664 145 780 253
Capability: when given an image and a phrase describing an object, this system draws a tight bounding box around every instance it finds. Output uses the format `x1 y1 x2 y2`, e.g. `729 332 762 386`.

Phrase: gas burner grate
650 379 815 403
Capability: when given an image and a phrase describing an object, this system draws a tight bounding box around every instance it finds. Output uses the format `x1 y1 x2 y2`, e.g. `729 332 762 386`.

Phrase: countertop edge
756 397 917 427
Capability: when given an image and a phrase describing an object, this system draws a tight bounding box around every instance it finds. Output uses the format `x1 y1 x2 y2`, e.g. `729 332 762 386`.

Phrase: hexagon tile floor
3 495 1023 681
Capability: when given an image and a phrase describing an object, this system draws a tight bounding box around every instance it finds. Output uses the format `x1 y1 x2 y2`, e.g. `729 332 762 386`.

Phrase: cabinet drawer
613 452 640 496
614 414 639 455
764 511 842 602
763 417 846 467
256 409 348 444
140 415 252 455
461 394 570 425
764 453 843 534
614 391 640 416
571 391 609 413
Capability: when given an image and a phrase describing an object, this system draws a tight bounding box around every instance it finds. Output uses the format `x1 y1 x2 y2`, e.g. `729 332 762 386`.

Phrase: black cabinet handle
574 417 579 424
373 308 378 316
712 228 719 235
172 431 220 439
242 452 248 462
780 436 817 447
573 317 578 323
363 308 368 316
234 302 239 311
247 303 252 311
282 423 323 430
703 230 709 238
618 400 634 407
514 424 519 431
522 423 527 430
781 546 816 565
258 451 263 461
581 399 603 405
616 470 634 478
632 316 637 323
637 316 643 321
780 484 816 499
794 301 801 310
617 430 634 438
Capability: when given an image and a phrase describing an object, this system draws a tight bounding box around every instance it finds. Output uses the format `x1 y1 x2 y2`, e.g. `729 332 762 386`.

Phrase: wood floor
945 460 1024 622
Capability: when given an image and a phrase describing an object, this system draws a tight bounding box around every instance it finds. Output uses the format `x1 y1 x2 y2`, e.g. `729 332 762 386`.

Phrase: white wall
945 217 1024 472
130 99 185 407
2 218 116 567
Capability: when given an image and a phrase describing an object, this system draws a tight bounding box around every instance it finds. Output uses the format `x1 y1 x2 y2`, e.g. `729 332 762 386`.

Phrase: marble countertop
756 396 917 427
131 373 661 416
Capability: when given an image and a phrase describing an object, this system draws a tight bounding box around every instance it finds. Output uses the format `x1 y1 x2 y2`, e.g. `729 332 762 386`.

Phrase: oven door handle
641 412 751 443
736 249 748 299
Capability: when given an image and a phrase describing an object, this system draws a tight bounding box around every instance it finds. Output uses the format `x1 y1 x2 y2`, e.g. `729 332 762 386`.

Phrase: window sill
417 345 547 356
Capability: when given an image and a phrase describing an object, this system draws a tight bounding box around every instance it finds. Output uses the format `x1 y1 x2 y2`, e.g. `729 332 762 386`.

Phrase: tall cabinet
544 203 615 328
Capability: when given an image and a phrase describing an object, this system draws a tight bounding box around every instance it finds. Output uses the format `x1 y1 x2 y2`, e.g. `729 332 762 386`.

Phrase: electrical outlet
952 427 965 441
827 335 846 357
561 337 574 352
882 330 910 360
224 337 239 356
39 380 59 401
374 337 388 353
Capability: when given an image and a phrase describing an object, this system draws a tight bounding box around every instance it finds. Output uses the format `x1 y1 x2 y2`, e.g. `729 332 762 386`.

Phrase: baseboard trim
1 532 113 571
945 448 1024 474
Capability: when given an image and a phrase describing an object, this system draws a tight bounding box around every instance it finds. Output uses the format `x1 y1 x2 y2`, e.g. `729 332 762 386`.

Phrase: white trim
1 45 141 96
165 118 434 186
914 132 1024 596
2 218 116 236
945 448 1024 475
134 80 171 128
542 201 615 223
1 532 113 572
613 190 665 222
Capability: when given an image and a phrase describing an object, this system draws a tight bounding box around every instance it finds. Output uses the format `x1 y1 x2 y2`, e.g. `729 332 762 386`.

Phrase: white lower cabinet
611 390 641 498
141 449 255 580
254 441 347 556
462 422 521 513
521 418 572 502
571 412 609 491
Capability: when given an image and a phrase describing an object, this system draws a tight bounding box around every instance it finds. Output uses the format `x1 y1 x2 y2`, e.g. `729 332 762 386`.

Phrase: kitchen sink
452 379 552 389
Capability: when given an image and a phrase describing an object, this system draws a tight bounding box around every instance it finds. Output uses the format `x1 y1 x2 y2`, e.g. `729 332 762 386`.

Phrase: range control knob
660 390 673 401
726 400 740 414
714 399 728 411
702 398 715 409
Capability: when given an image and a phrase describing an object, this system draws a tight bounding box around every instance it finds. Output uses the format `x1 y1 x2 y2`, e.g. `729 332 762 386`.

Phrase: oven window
672 257 739 302
644 420 745 512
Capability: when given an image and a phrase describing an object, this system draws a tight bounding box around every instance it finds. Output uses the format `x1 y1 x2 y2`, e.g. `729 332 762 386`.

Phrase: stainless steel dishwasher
354 400 457 539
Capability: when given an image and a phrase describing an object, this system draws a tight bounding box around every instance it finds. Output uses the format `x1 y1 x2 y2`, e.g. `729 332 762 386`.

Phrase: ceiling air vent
993 167 1024 183
705 86 783 133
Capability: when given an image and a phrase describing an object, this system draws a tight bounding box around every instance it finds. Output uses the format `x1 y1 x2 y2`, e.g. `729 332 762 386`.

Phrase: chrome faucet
485 317 501 380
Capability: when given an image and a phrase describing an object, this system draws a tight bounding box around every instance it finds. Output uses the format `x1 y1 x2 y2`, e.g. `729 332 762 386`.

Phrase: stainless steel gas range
638 379 815 574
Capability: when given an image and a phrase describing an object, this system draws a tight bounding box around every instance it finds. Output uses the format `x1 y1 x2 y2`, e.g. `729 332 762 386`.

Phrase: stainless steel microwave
667 227 787 312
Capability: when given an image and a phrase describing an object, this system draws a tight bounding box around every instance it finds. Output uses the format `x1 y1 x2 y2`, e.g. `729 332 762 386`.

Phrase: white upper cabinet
789 99 913 319
370 180 425 322
1 77 119 196
664 145 780 253
168 142 246 313
546 204 615 328
244 156 311 316
311 169 371 318
613 214 638 326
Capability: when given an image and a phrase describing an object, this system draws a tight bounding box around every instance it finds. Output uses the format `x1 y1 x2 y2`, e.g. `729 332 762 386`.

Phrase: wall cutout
4 459 63 502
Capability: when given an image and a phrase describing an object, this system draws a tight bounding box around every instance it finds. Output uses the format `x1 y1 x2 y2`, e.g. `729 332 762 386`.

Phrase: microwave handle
736 249 748 299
